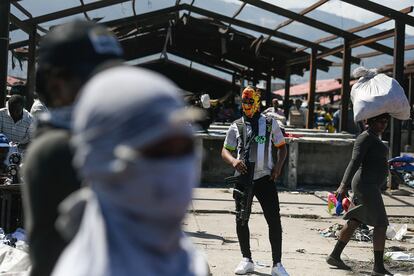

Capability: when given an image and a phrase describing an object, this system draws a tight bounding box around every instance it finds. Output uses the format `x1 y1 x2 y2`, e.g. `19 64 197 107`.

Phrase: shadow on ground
185 231 238 244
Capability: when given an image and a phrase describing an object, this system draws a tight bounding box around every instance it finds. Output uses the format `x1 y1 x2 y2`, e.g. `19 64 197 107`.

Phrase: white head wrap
52 66 208 276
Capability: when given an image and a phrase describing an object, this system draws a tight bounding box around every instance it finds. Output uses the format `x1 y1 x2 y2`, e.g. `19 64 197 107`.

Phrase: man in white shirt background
0 95 33 149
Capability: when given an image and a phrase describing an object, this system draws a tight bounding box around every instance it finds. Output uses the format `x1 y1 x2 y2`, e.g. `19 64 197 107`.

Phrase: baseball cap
37 20 123 72
0 134 10 148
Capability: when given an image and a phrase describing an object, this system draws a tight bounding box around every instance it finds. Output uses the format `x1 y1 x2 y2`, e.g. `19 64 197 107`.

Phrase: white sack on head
351 66 410 122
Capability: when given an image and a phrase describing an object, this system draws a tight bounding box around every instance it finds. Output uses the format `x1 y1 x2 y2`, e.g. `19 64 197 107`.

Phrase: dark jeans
235 176 282 263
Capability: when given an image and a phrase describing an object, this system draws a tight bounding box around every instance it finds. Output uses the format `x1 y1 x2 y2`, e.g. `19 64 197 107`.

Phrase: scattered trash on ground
319 223 342 238
387 224 408 241
385 251 414 262
318 223 372 242
353 224 372 242
254 261 270 268
0 228 31 273
0 228 28 249
319 223 411 243
388 246 408 252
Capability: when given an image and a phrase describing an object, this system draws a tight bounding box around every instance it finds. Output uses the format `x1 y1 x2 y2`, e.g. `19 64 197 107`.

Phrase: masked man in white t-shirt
221 86 288 276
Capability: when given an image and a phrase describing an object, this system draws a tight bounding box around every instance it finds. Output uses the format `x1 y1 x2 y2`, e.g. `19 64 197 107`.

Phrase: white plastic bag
351 67 410 122
0 244 31 274
386 223 407 241
200 94 211 109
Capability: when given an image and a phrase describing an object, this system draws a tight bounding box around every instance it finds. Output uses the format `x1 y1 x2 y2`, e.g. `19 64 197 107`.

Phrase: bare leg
326 219 360 270
372 226 391 275
338 219 360 244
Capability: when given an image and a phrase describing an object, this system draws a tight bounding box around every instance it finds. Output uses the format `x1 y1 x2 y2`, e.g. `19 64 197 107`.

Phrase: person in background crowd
327 113 393 276
222 86 288 276
263 98 286 126
30 92 49 119
22 20 123 276
52 66 208 276
8 82 28 108
288 99 306 128
0 95 33 149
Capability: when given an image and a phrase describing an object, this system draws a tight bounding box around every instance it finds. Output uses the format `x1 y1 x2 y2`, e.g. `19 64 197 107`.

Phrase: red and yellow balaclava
241 86 260 118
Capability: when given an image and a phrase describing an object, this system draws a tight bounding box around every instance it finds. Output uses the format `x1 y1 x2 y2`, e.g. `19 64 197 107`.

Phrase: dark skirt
343 170 389 227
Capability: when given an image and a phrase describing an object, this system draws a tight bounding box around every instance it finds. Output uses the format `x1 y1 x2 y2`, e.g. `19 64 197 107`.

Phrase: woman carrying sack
325 66 411 276
326 113 392 275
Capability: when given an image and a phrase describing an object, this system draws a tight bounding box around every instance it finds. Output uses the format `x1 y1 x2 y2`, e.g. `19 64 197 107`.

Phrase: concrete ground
184 186 414 276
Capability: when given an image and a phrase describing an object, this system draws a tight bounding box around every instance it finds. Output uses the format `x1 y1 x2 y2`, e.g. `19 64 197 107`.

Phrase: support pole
390 21 405 157
407 74 414 146
283 67 291 120
266 74 271 107
307 48 317 129
340 39 351 132
0 0 11 108
26 26 36 110
232 74 237 95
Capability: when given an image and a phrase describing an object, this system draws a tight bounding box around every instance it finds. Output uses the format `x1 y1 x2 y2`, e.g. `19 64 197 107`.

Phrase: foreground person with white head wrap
52 66 208 276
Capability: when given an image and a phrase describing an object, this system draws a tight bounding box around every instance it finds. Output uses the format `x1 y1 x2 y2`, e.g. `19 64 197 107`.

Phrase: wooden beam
341 0 414 27
9 6 182 49
11 1 32 18
307 48 317 129
184 4 360 64
185 5 324 51
9 14 34 34
240 0 393 55
265 74 272 106
357 44 414 59
283 67 291 120
168 48 247 75
10 0 132 31
273 0 329 31
390 21 406 157
408 74 414 146
104 5 181 28
10 2 48 34
340 39 351 132
296 6 413 52
8 39 29 50
26 26 36 110
288 29 393 66
8 3 359 66
0 0 11 108
349 29 394 49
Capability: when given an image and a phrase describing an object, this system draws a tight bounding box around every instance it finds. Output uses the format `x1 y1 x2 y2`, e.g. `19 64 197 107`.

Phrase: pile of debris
318 223 372 242
318 223 409 243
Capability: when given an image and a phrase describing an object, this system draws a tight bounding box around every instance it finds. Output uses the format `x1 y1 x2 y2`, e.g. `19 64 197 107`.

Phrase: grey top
341 130 388 188
341 130 389 226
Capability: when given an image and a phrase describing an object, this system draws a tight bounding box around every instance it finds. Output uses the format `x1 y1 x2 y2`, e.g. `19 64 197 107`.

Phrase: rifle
225 119 256 225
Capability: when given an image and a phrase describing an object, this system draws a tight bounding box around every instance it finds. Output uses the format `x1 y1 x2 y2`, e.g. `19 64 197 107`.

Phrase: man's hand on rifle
232 159 248 174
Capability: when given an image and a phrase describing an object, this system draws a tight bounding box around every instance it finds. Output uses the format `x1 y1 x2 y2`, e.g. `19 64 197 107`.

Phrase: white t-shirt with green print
224 114 285 180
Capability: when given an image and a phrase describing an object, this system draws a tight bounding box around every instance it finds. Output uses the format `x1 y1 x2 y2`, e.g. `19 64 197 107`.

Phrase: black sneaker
371 268 393 276
326 255 351 270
